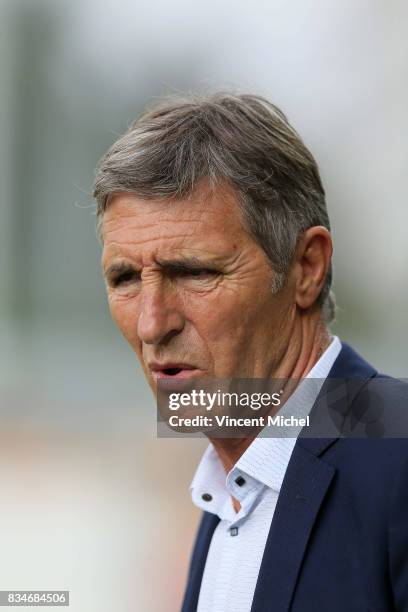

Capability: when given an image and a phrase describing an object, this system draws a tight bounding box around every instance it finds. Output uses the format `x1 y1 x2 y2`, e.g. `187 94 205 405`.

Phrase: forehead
101 183 249 261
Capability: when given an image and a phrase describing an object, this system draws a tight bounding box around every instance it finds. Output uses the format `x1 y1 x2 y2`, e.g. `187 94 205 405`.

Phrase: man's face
101 183 296 392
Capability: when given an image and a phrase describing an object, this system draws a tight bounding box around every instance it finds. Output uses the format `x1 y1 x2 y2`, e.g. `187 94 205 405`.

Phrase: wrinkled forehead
100 180 242 229
100 183 251 263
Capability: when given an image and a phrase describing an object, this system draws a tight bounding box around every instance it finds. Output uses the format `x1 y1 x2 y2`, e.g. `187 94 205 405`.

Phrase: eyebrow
155 256 217 271
104 256 218 278
103 262 136 278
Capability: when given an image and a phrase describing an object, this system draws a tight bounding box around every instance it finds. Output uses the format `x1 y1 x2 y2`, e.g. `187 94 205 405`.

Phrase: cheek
189 290 254 348
108 295 140 345
198 286 282 354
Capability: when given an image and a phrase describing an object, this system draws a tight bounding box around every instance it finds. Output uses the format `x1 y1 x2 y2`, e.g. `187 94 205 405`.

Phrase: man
93 93 408 611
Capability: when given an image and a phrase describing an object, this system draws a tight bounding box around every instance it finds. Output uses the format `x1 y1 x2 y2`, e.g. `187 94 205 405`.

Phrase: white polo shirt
191 336 342 612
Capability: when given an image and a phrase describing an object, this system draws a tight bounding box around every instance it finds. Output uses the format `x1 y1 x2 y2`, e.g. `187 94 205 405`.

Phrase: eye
184 268 214 277
177 268 217 279
111 270 141 287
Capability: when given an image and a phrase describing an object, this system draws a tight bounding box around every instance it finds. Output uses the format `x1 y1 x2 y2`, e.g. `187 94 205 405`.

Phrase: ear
293 227 333 311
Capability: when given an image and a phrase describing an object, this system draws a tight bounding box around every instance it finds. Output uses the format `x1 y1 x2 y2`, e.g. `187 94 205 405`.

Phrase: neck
209 310 331 474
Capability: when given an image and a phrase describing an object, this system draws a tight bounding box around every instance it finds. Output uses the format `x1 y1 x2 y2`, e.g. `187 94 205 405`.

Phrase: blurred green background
0 0 407 610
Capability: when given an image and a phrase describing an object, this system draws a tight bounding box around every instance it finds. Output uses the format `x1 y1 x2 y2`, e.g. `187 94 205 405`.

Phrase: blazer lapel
181 512 220 612
250 342 378 612
250 440 336 612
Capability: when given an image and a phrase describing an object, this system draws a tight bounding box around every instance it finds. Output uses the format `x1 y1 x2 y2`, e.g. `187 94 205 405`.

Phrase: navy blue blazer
181 343 408 611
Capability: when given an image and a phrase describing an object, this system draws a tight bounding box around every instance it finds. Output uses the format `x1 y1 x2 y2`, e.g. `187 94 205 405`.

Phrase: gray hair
93 92 336 322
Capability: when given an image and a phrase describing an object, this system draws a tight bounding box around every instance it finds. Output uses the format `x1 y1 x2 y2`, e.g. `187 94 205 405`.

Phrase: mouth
149 364 201 381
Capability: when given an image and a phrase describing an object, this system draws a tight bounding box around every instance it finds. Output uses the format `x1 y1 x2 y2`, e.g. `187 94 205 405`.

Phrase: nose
137 280 185 345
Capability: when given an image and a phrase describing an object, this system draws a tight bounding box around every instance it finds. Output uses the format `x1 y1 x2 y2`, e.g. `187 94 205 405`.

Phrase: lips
148 362 201 381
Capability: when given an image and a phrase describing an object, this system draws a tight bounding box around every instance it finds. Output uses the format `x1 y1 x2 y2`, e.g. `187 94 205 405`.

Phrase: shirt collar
190 336 342 518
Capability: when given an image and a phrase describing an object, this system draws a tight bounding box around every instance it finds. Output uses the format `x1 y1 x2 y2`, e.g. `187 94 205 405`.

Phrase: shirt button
202 493 213 502
229 527 239 536
235 476 246 487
